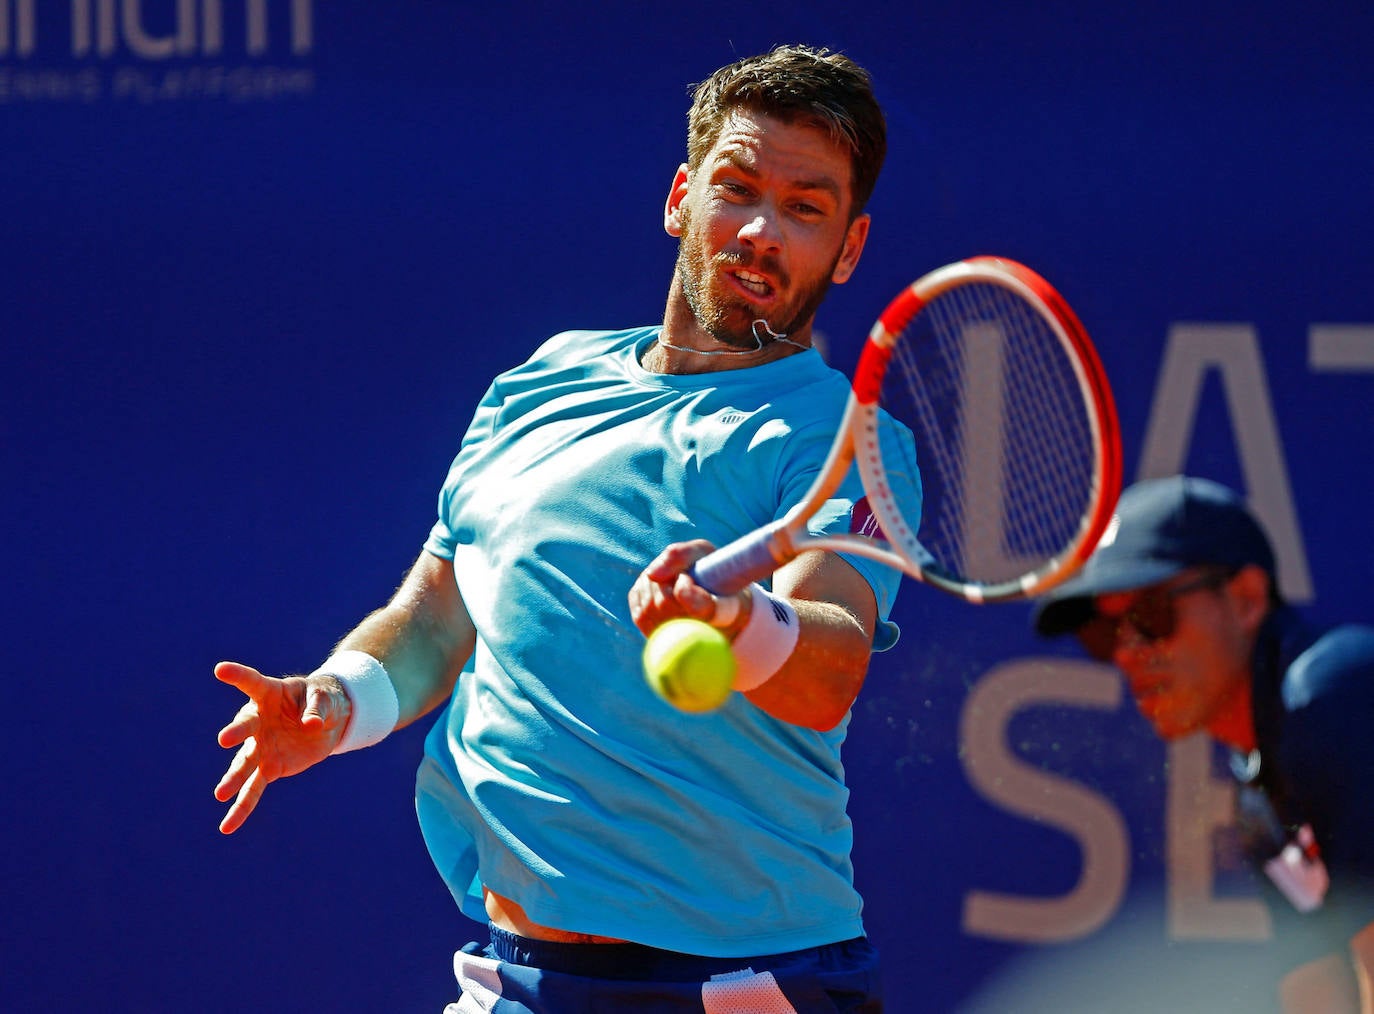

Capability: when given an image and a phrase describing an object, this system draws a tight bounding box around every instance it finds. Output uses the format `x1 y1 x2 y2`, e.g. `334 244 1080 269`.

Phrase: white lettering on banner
1310 324 1374 371
86 0 312 57
1136 323 1313 601
2 1 314 101
123 0 194 59
959 658 1128 942
2 0 313 59
0 0 36 57
1167 736 1271 940
958 662 1274 946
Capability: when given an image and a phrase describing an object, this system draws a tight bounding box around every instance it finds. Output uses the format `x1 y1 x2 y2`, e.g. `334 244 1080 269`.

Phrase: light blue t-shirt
417 327 910 957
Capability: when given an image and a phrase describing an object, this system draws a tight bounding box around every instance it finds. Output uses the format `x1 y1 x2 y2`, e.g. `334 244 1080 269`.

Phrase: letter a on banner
1137 323 1313 602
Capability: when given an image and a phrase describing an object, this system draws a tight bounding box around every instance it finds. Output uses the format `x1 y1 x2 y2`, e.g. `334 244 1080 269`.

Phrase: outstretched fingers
212 660 347 833
215 659 269 696
214 736 259 803
213 660 275 834
217 698 260 749
219 766 268 836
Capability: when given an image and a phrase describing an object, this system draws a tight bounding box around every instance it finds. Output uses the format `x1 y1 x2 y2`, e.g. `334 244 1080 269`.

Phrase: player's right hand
629 538 739 634
212 661 352 834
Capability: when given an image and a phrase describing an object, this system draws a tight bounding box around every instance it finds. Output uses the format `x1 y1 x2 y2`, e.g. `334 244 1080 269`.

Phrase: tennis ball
642 618 737 714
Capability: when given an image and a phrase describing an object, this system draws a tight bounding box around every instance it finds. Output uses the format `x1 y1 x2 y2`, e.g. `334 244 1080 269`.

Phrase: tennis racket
691 256 1122 603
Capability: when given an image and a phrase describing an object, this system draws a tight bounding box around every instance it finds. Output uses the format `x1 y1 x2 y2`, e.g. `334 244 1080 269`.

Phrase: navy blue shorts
444 926 883 1012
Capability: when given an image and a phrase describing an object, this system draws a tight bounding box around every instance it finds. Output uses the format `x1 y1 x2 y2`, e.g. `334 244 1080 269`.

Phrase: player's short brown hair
686 45 888 217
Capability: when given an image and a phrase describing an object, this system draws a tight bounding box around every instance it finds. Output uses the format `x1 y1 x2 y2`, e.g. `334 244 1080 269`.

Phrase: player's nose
738 211 782 252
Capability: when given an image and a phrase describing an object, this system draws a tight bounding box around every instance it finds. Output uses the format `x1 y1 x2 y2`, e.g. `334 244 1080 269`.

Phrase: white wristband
730 584 799 692
315 650 400 754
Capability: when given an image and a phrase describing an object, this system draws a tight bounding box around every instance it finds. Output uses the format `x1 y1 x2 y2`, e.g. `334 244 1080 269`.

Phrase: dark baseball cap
1033 475 1277 637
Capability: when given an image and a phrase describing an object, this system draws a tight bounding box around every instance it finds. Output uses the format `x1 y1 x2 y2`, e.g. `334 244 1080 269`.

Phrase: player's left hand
212 661 351 834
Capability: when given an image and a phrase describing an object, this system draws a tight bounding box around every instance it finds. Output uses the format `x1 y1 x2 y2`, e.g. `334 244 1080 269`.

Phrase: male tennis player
215 45 907 1011
1034 475 1374 1012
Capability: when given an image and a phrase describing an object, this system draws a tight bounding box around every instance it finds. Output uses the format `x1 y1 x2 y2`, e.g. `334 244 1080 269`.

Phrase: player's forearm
333 553 474 729
742 600 871 731
334 612 459 727
735 551 877 730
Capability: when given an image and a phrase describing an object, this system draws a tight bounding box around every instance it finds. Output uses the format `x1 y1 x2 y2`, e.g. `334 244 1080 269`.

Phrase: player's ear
664 165 690 238
1229 564 1272 633
831 213 871 284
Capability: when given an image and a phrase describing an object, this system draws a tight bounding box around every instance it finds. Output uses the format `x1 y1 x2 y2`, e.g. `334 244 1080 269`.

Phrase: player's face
1089 570 1254 744
665 111 869 349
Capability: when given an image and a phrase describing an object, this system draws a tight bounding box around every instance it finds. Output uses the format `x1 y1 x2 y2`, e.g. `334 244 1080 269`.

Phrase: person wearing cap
1035 475 1374 1012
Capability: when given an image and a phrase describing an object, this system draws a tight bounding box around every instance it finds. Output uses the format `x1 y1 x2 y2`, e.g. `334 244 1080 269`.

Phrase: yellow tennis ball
642 618 737 714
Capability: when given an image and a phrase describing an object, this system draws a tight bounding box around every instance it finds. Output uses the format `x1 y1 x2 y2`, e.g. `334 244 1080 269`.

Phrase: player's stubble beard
674 203 841 350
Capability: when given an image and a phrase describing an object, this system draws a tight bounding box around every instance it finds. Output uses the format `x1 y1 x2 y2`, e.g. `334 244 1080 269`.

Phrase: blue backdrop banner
5 2 1372 1011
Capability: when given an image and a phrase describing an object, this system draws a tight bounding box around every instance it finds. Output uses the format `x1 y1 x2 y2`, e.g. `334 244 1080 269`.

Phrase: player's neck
650 297 811 375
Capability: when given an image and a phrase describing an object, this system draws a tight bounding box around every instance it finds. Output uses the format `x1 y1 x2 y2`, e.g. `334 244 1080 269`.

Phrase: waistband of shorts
486 924 872 983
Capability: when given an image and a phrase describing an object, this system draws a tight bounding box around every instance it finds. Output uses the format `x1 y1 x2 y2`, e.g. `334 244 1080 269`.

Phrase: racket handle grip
691 526 785 596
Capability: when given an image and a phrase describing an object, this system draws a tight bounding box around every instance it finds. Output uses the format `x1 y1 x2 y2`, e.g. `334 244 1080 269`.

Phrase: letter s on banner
959 658 1128 943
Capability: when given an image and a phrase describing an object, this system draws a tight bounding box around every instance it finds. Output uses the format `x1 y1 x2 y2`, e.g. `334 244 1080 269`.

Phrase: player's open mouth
731 270 774 299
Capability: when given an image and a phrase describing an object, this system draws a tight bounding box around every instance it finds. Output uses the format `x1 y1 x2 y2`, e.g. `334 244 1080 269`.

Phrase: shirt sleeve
423 380 505 560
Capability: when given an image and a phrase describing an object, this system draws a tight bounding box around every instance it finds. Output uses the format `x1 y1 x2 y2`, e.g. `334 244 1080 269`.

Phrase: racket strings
883 281 1097 585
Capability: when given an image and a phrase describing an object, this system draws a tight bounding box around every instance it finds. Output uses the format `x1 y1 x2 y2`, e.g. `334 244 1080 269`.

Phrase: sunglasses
1075 569 1235 661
